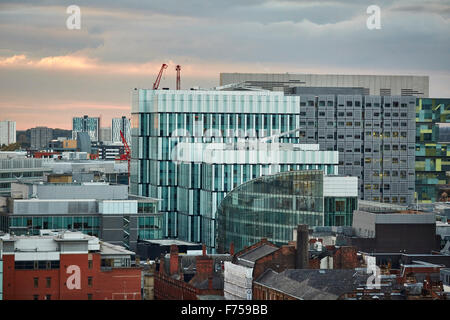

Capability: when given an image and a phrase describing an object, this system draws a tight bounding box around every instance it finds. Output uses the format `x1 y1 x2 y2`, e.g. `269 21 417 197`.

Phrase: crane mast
152 63 168 90
119 130 131 184
176 65 181 90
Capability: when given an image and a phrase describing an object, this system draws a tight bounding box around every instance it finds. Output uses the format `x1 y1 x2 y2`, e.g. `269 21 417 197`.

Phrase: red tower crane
119 130 131 183
176 65 181 90
153 63 168 90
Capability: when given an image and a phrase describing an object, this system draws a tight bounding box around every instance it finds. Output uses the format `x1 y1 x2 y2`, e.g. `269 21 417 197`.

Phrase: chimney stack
208 275 213 290
202 244 207 256
230 242 235 256
296 224 309 269
196 249 214 276
169 245 179 275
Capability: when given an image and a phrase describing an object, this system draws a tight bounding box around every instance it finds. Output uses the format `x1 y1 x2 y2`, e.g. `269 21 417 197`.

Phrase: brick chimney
229 242 235 256
208 275 213 290
295 224 309 269
159 255 165 275
196 245 213 276
169 245 179 275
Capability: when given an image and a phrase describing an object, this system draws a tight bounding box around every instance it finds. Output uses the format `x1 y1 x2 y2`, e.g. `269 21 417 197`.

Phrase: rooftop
237 244 279 267
358 200 409 213
255 269 369 300
100 241 135 256
141 239 200 246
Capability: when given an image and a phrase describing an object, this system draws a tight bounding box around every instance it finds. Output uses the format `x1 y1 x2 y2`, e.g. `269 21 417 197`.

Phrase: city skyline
1 0 449 130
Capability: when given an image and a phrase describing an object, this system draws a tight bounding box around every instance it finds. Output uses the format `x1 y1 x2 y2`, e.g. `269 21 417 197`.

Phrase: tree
0 142 21 151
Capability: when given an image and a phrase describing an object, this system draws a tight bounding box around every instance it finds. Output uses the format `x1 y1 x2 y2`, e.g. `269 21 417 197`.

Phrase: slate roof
189 274 225 290
237 244 279 267
255 269 370 300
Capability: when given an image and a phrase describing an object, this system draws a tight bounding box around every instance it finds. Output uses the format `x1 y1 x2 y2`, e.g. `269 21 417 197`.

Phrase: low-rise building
224 225 361 300
137 239 203 261
441 268 450 293
346 201 441 254
253 268 369 300
154 244 232 300
0 153 52 196
0 230 141 300
0 182 162 251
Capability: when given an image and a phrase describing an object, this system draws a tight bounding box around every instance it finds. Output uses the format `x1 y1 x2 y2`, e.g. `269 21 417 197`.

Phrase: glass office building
175 142 339 249
416 98 450 203
131 89 342 249
216 170 358 253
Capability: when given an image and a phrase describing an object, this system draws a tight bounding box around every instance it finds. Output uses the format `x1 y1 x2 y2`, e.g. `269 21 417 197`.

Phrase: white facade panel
324 176 358 197
13 251 60 261
224 261 253 300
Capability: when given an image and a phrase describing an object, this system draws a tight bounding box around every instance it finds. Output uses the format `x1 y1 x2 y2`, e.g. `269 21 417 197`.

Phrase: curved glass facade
216 170 324 253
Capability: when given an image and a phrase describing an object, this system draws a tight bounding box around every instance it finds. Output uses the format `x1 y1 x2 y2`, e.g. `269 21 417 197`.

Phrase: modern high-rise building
131 88 360 251
415 98 450 203
30 127 53 150
0 120 16 146
220 73 430 97
112 116 131 145
72 115 100 142
290 89 416 205
214 84 417 204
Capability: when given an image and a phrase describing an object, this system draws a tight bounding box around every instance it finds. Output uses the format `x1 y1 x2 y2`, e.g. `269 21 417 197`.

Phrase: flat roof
100 241 135 255
141 239 200 246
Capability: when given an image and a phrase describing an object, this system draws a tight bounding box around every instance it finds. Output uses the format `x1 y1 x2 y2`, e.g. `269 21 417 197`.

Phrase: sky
0 0 449 130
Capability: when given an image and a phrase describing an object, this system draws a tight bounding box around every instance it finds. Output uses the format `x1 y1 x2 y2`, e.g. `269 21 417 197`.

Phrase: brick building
154 244 232 300
308 239 360 270
253 269 369 300
1 230 141 300
224 225 361 300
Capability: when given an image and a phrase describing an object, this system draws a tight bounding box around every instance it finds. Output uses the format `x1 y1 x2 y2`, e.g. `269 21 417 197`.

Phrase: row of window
364 183 412 191
33 294 93 300
370 196 408 204
301 100 412 108
15 260 60 270
32 276 93 289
